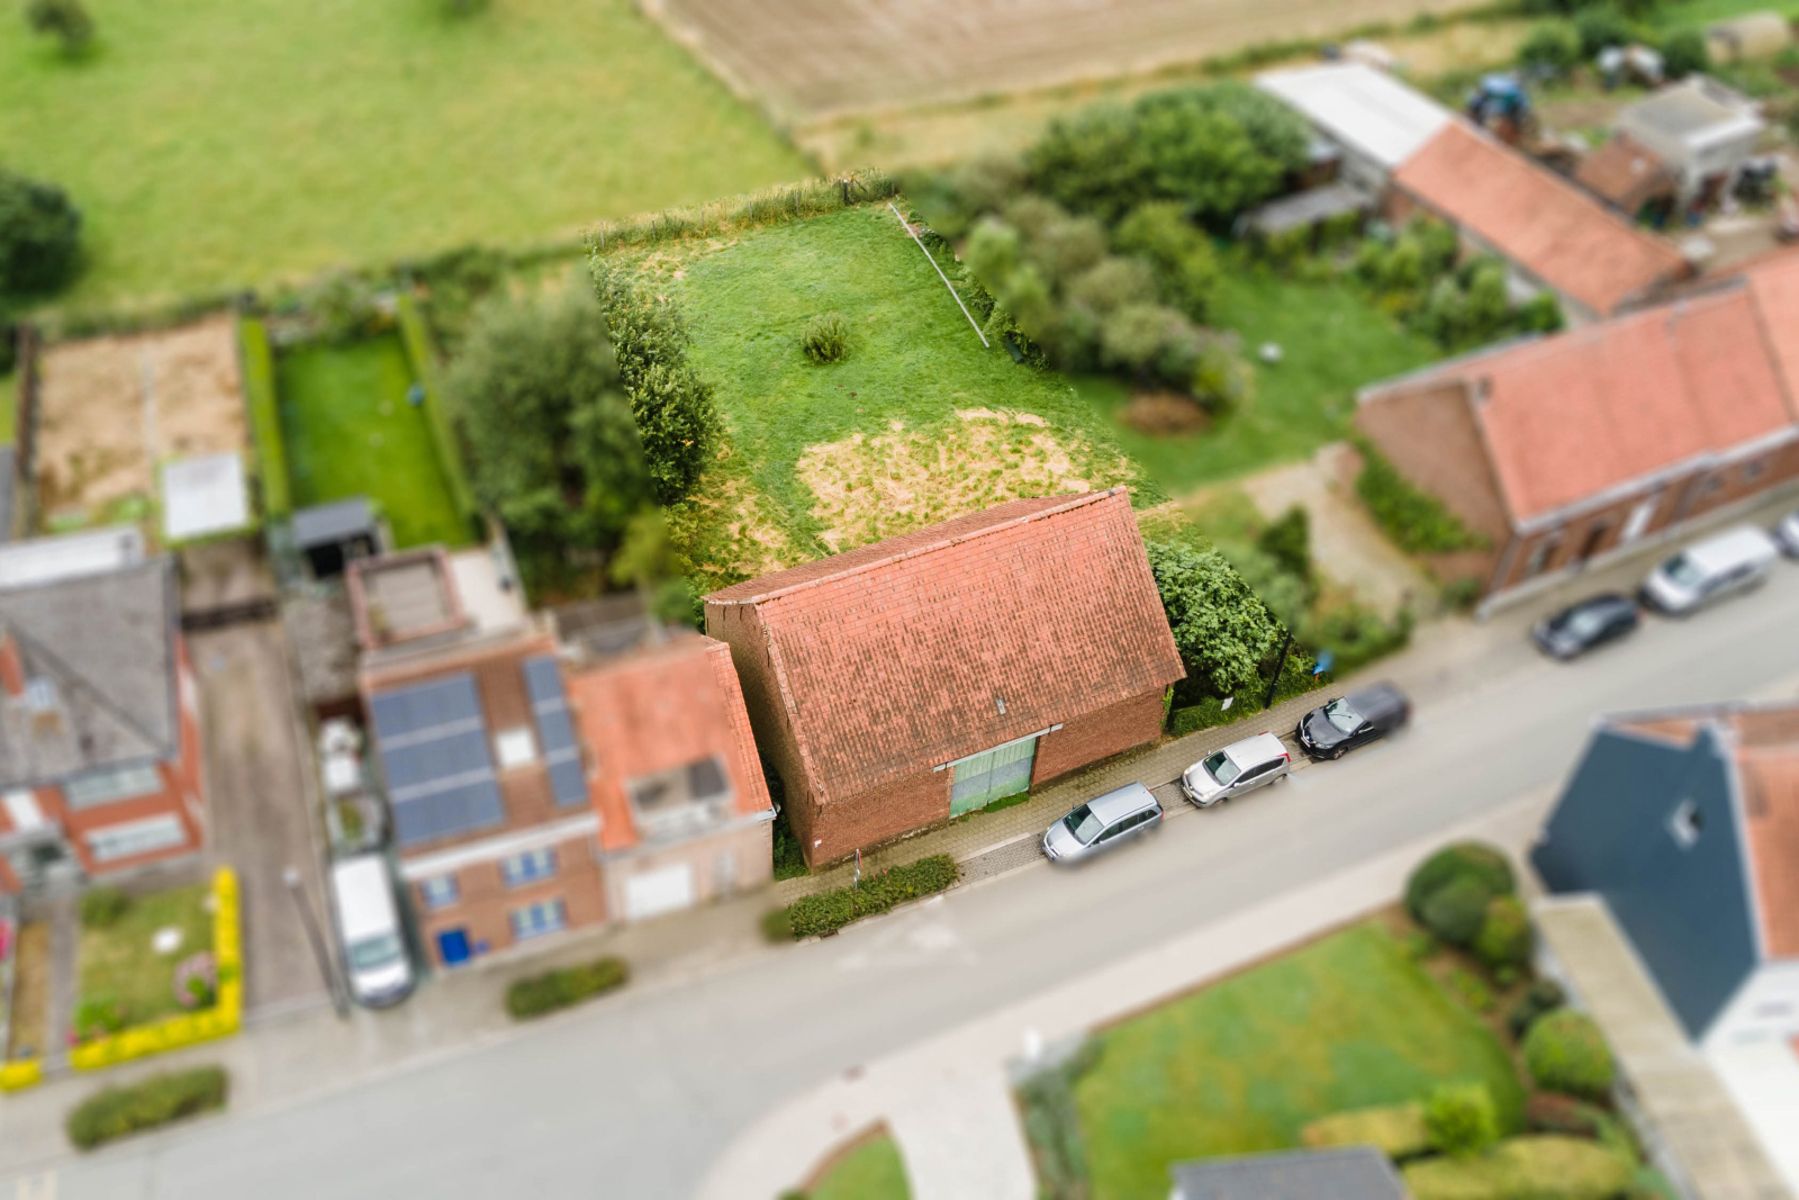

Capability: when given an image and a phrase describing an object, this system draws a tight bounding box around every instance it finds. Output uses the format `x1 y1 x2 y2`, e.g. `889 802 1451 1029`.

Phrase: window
494 727 537 770
64 764 162 810
85 814 186 864
1524 536 1561 580
1669 799 1703 849
1742 458 1767 484
501 847 556 888
509 898 567 942
419 875 459 910
627 756 735 839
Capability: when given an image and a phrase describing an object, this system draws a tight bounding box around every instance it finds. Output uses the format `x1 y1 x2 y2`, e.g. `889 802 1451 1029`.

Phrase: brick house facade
705 491 1184 867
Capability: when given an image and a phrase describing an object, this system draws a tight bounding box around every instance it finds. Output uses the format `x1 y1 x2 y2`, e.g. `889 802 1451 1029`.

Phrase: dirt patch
669 465 808 587
797 410 1128 551
6 921 50 1059
33 316 247 528
1121 390 1211 435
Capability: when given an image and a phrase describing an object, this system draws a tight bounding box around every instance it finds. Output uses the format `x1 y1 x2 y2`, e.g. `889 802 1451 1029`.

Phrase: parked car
1531 593 1640 660
1774 508 1799 558
1043 783 1163 864
1639 526 1778 616
1295 683 1410 761
1180 732 1291 807
329 855 415 1008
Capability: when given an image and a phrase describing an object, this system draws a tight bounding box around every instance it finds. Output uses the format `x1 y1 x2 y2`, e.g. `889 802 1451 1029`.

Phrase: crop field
650 0 1485 121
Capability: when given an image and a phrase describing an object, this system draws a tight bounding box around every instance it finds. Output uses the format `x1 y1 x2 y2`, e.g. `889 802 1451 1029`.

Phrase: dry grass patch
669 466 810 587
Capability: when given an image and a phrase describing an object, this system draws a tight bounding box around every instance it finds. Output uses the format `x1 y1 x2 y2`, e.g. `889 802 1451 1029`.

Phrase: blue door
436 928 471 966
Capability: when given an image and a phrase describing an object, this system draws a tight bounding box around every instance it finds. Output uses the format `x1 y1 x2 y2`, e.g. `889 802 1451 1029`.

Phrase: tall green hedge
504 956 628 1020
1403 1135 1632 1200
236 316 290 519
1355 438 1487 555
782 855 959 939
66 1065 228 1150
395 292 479 531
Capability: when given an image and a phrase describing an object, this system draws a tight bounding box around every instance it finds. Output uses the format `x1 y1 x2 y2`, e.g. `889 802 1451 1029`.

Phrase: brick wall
1032 689 1167 786
1355 377 1515 552
410 832 608 967
706 601 817 826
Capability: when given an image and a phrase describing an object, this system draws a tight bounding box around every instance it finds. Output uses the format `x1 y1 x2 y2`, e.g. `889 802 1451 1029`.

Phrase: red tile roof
707 490 1183 803
1395 122 1688 316
566 634 771 853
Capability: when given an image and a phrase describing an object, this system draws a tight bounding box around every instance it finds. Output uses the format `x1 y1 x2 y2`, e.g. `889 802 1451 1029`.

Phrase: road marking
15 1171 55 1200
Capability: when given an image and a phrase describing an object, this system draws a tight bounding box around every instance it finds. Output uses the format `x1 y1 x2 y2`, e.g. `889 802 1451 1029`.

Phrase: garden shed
291 496 379 579
1238 181 1375 241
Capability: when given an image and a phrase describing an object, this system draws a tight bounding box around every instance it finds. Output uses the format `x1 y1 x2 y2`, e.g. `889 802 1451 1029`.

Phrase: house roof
1170 1147 1408 1200
0 558 180 787
706 490 1183 803
1618 76 1762 151
292 497 377 549
1575 132 1677 213
1255 62 1452 171
1394 121 1688 316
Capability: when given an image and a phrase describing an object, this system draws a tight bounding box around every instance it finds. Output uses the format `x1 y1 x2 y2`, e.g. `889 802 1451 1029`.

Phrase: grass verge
76 885 212 1031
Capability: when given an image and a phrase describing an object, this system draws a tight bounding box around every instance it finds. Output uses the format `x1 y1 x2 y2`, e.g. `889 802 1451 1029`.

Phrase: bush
1403 1135 1634 1200
0 167 82 298
25 0 93 54
1356 440 1488 555
66 1066 228 1150
1405 842 1516 922
1446 966 1497 1014
1112 201 1219 319
1019 1041 1100 1199
504 957 629 1020
1524 1010 1616 1100
79 887 130 930
1508 979 1569 1039
1302 603 1412 676
1301 1102 1431 1160
1426 1083 1500 1156
1659 27 1708 79
760 908 794 944
395 293 477 525
1519 22 1582 76
782 856 960 939
1474 895 1534 969
237 318 290 519
1423 877 1500 948
1575 6 1636 56
1257 506 1312 586
1147 540 1287 700
799 312 852 364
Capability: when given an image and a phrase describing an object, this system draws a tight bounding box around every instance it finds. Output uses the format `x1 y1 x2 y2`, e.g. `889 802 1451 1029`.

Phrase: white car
1774 509 1799 558
1180 732 1291 809
329 855 414 1008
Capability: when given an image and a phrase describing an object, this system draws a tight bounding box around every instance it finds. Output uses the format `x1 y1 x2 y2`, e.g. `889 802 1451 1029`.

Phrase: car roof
1345 682 1407 714
1222 731 1288 765
1679 525 1777 572
1567 592 1632 613
1086 782 1158 820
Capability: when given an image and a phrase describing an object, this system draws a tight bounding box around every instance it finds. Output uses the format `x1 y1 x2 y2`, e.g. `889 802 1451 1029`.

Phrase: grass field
276 334 472 549
77 885 214 1029
0 0 807 310
1069 920 1525 1199
810 1133 911 1200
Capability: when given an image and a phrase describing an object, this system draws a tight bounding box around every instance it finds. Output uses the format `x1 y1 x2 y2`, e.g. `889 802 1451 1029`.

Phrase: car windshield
1565 609 1606 639
1661 553 1703 589
348 932 403 972
1325 698 1363 734
1204 751 1241 785
1064 803 1106 845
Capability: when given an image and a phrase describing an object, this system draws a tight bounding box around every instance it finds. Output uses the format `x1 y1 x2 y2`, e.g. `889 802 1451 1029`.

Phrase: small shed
1239 182 1376 241
1616 76 1765 206
1575 131 1679 218
1706 11 1792 64
161 453 250 543
291 496 379 579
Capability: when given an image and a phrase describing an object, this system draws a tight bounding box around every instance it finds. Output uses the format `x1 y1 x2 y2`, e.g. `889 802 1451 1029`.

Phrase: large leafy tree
1146 539 1287 698
0 168 81 298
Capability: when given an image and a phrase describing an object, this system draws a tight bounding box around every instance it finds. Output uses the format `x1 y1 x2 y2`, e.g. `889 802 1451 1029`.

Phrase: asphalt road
14 570 1799 1200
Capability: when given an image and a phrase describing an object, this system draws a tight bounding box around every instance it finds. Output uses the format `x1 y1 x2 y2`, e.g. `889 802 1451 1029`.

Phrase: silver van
1640 526 1778 616
329 855 414 1008
1043 783 1163 864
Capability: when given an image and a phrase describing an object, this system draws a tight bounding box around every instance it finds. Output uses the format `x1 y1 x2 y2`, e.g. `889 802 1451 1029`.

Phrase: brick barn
705 490 1183 867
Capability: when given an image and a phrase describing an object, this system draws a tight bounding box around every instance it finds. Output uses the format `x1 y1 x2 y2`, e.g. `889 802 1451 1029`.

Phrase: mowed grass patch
810 1131 911 1200
1090 255 1440 495
0 0 807 310
648 206 1151 573
1072 920 1524 1200
275 335 472 549
77 885 213 1029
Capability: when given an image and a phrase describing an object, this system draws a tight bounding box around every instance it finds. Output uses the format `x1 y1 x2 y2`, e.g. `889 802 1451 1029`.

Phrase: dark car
1531 593 1640 660
1295 682 1410 761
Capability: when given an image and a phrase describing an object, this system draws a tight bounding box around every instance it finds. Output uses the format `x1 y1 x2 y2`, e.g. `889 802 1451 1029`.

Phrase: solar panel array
369 673 506 847
523 656 588 809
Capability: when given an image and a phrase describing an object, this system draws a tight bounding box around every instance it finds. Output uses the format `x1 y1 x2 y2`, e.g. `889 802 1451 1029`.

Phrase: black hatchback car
1295 682 1411 761
1531 593 1640 661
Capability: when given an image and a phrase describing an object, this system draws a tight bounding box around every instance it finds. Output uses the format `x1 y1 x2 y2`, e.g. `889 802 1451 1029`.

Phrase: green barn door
949 737 1038 816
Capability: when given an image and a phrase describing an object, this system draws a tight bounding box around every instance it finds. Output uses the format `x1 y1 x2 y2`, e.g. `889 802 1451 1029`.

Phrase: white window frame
509 897 567 941
64 763 163 810
501 846 556 888
85 814 186 864
493 727 537 770
419 874 459 911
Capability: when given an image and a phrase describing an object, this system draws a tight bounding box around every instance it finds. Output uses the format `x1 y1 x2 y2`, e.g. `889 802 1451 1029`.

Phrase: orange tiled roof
1573 131 1677 214
1396 122 1688 316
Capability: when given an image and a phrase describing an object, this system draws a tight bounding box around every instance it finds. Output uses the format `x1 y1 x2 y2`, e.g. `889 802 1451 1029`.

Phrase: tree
594 265 719 505
609 508 699 628
0 168 82 298
1574 6 1636 57
1113 201 1220 319
1660 27 1709 79
1518 22 1582 78
1146 540 1286 698
25 0 93 54
1257 506 1312 587
444 288 649 589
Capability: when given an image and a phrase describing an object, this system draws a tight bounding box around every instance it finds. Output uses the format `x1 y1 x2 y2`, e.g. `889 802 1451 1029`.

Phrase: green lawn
1071 920 1525 1200
77 885 213 1028
810 1133 911 1200
0 372 15 446
276 334 473 548
1088 256 1440 496
0 0 807 310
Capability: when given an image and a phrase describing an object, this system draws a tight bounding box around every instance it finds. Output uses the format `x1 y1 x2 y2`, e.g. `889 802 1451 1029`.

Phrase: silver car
1181 732 1291 808
1043 783 1163 864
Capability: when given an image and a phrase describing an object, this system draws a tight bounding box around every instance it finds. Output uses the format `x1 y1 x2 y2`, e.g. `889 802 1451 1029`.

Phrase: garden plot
33 316 247 530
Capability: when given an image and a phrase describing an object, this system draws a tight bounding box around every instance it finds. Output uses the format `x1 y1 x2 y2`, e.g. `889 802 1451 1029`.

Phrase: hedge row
65 1065 228 1150
1402 1134 1633 1200
394 293 478 530
1355 438 1488 556
237 316 290 520
586 170 899 254
1301 1102 1430 1160
504 956 629 1020
781 855 960 940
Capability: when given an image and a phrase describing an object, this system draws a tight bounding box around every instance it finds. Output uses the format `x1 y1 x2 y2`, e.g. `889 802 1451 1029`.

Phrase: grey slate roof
0 559 180 787
292 496 376 549
1170 1147 1409 1200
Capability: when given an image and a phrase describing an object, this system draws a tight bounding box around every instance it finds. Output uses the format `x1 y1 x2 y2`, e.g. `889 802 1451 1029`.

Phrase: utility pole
1262 628 1295 712
284 865 348 1019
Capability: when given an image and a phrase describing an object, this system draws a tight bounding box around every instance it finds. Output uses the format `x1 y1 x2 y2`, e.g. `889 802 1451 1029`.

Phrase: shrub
1659 27 1708 79
1301 1102 1431 1160
237 318 290 519
1403 1135 1634 1200
1302 603 1412 675
781 856 959 939
25 0 93 54
504 957 629 1020
1405 842 1516 922
73 996 126 1040
801 313 851 364
1508 979 1569 1039
1517 291 1565 335
1524 1010 1616 1100
1474 895 1534 969
1356 440 1488 555
1519 22 1582 76
79 887 130 929
1575 6 1636 56
1440 576 1483 612
760 908 794 944
1446 966 1496 1014
0 167 82 298
1525 1091 1622 1142
1189 333 1252 416
1257 506 1312 585
66 1066 228 1150
1018 1041 1100 1199
1423 877 1500 947
1426 1083 1500 1156
1146 540 1286 700
1112 201 1219 319
174 952 218 1011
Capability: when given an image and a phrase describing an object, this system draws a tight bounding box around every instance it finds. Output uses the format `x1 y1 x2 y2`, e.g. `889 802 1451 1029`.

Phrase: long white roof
1257 62 1453 171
